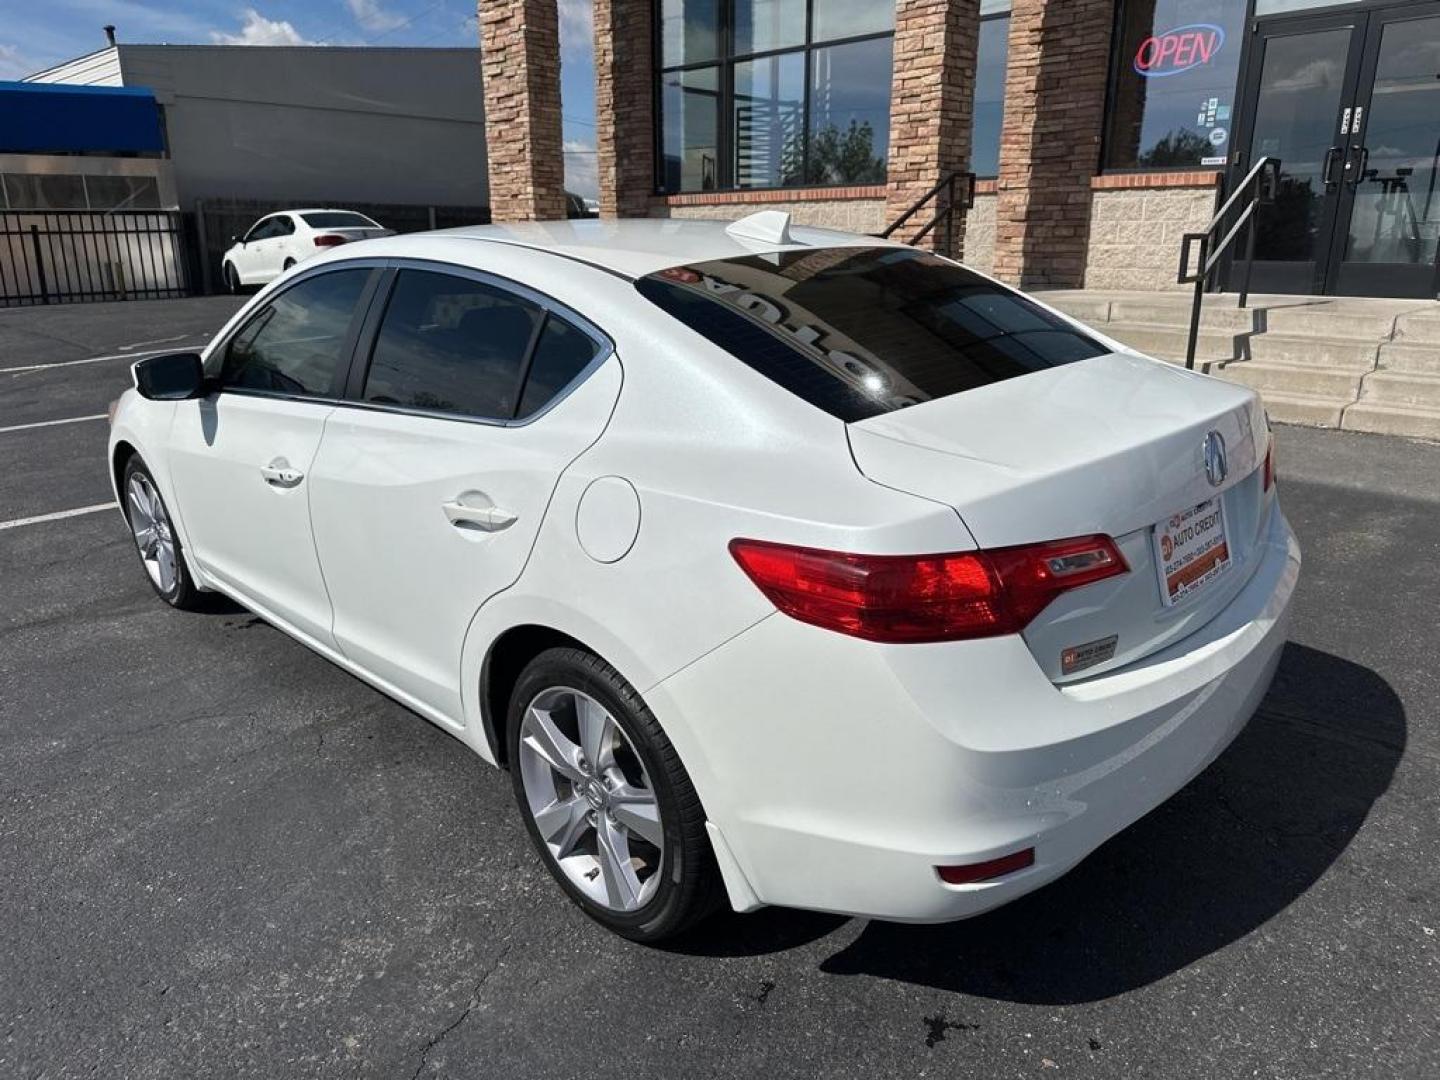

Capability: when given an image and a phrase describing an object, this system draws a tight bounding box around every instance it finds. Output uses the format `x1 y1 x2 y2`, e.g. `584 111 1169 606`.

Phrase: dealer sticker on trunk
1154 497 1231 606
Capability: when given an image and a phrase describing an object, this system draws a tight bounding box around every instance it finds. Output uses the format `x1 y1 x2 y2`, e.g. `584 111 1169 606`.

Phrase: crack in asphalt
409 942 512 1080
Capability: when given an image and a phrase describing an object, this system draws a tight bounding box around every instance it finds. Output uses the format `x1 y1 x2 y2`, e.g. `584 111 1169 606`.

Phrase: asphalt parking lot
2 297 1437 1080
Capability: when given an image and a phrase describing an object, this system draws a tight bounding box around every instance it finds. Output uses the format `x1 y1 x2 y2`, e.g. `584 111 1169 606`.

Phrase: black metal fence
0 210 194 306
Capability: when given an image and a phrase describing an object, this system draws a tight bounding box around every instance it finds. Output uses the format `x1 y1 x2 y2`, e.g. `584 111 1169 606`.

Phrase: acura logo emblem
1203 430 1228 487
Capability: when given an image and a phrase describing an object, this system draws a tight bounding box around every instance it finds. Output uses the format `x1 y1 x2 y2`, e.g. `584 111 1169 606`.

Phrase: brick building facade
481 0 1440 301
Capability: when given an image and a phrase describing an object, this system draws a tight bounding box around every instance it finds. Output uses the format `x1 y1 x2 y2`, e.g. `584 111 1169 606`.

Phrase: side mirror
134 352 206 401
231 234 243 246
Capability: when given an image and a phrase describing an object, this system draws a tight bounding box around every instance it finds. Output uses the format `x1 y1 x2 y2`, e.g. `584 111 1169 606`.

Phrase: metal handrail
1176 156 1281 370
881 171 976 259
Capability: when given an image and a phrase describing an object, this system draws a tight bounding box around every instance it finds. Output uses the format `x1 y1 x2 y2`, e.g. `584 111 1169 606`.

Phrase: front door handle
442 500 517 532
260 461 304 488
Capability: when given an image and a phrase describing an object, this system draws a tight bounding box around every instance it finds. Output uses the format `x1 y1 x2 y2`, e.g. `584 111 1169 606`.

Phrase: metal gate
0 210 194 306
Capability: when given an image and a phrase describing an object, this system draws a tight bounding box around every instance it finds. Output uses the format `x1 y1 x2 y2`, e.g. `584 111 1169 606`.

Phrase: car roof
423 218 890 280
264 208 375 219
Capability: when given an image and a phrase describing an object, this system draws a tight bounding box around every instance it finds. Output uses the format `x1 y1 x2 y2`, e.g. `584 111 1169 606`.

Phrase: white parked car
221 209 392 291
110 217 1299 942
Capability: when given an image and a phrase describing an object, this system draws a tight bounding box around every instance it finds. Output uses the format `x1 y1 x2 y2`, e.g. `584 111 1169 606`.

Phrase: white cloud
0 42 35 79
346 0 405 34
558 0 592 60
563 137 598 200
211 8 314 46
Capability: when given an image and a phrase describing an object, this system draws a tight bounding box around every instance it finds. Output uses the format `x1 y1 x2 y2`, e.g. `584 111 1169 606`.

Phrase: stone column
884 0 981 258
593 0 655 219
992 0 1114 287
479 0 567 223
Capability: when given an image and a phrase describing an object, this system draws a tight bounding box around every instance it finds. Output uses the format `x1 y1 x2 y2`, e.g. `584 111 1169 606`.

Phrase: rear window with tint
636 246 1106 421
301 211 380 229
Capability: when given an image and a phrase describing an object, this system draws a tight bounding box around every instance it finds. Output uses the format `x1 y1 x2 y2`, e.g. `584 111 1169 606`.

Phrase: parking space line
0 414 108 435
1 342 207 376
0 502 116 532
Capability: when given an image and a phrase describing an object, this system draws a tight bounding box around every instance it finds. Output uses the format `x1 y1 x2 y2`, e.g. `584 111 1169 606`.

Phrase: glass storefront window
733 0 806 55
811 0 895 41
661 67 721 192
660 0 721 67
806 37 892 185
1104 0 1248 171
734 53 807 188
972 15 1010 178
656 0 896 193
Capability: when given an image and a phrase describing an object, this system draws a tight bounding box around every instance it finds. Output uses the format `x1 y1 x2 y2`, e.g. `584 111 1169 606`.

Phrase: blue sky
0 0 599 197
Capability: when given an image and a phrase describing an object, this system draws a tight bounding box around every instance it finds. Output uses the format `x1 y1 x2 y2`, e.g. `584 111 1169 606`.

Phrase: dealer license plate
1154 497 1231 606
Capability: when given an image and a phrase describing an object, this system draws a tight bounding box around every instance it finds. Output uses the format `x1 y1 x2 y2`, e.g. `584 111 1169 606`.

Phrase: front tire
223 262 240 294
122 456 206 611
507 647 722 942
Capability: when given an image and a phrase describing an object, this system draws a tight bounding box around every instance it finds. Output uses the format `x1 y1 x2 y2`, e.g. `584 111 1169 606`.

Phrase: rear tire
282 258 296 272
507 647 723 942
121 456 206 611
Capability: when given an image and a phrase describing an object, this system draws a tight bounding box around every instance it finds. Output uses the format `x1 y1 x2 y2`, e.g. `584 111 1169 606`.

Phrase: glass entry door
1329 4 1440 297
1235 3 1440 297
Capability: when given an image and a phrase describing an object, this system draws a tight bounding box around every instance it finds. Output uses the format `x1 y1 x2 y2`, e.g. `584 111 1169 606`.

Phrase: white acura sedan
110 217 1299 942
221 209 392 292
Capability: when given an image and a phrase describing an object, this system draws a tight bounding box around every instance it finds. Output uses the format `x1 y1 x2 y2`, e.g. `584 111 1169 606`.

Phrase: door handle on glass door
442 500 517 532
1323 146 1343 187
260 461 304 488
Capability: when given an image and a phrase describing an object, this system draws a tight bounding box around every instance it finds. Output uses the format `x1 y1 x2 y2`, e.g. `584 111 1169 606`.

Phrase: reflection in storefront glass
1105 0 1247 171
1344 18 1440 268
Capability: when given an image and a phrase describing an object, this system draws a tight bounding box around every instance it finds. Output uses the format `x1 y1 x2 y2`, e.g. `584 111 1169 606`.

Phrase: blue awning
0 81 164 154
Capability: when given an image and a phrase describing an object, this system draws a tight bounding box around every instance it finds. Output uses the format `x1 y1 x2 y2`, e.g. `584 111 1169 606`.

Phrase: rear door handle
260 462 304 488
442 500 517 532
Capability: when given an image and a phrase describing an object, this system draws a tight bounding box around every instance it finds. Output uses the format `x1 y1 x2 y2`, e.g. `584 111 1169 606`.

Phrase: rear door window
362 269 543 419
214 268 371 396
636 246 1107 421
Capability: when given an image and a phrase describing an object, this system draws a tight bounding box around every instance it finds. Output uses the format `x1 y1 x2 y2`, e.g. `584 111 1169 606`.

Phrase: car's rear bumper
650 504 1300 922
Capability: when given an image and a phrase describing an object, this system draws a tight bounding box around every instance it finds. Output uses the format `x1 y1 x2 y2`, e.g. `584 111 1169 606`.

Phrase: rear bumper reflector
936 848 1035 885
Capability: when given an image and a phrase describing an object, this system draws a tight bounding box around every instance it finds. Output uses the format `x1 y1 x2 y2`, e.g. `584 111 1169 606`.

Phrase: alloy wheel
517 686 665 913
127 472 178 594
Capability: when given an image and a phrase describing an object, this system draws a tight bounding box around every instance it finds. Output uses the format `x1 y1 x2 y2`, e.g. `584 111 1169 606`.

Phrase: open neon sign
1134 24 1225 77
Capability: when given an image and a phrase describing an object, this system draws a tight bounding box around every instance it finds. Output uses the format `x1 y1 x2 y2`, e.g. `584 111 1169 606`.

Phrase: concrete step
1256 390 1346 429
1393 313 1440 345
1047 295 1261 333
1260 306 1398 341
1043 290 1415 340
1343 400 1440 441
1359 370 1440 410
1097 322 1381 369
1097 323 1236 362
1378 342 1440 375
1213 361 1363 401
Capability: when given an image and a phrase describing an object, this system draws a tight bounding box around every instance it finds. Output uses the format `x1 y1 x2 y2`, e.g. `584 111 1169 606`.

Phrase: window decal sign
1134 24 1225 78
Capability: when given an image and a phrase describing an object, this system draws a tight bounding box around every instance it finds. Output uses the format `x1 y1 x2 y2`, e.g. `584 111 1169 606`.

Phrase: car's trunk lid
848 352 1274 681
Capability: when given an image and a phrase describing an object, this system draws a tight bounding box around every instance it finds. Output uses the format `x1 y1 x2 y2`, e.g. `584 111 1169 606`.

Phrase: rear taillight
313 234 347 248
728 534 1127 644
1262 440 1276 491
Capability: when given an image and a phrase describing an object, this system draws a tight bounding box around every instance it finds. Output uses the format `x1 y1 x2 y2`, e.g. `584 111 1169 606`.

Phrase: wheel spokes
577 695 615 768
522 706 586 784
155 539 177 592
595 815 642 910
533 793 592 859
609 783 663 847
